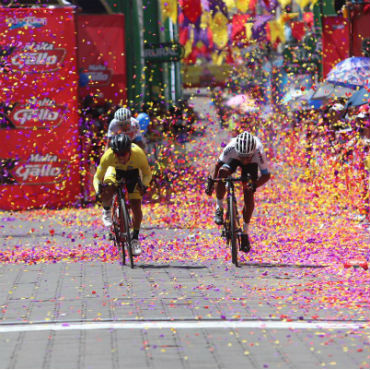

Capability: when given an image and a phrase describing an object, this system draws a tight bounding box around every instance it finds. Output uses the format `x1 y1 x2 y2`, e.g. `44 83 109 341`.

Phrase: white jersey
107 117 141 141
219 136 269 173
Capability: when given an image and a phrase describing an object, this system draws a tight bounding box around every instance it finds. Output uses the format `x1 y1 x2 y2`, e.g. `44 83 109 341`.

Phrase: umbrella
310 81 356 101
345 87 370 107
281 89 304 104
326 57 370 87
225 94 252 108
281 89 319 110
239 101 258 113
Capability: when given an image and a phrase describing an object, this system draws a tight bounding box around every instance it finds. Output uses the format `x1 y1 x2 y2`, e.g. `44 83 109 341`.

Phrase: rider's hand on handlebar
96 183 108 203
243 181 257 193
205 176 214 196
136 180 147 196
96 184 103 203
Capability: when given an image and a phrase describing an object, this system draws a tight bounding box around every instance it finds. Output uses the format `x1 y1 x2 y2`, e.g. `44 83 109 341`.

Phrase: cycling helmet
114 107 131 122
109 134 131 155
235 131 257 156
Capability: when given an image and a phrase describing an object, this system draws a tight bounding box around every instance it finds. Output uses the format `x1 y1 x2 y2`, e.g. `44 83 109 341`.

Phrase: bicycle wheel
111 195 125 265
229 196 240 267
120 197 134 268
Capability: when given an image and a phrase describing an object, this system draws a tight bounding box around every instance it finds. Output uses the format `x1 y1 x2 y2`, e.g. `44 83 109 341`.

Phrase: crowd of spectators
291 100 370 225
210 86 370 226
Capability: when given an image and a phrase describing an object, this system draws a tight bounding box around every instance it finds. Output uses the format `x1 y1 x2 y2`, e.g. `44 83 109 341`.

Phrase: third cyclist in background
205 131 271 252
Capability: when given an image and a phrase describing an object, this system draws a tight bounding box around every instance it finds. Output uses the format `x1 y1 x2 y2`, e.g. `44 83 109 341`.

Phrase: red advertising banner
322 16 349 78
77 15 126 106
0 7 81 210
351 12 370 57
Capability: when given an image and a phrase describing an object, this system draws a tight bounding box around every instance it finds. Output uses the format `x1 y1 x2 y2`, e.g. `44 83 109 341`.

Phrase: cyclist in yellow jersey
94 134 152 256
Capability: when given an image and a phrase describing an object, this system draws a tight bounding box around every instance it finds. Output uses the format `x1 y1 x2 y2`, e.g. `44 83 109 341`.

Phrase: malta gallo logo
9 98 65 129
6 16 47 30
13 154 66 185
85 64 112 85
10 42 66 73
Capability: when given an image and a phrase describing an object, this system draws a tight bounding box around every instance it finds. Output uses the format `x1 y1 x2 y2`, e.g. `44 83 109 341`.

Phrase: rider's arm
212 160 224 179
93 149 111 193
136 148 152 186
256 171 271 189
255 147 271 189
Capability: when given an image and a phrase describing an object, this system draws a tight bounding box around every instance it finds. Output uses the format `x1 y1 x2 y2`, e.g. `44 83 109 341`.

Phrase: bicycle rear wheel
229 196 240 267
120 197 134 268
111 195 125 265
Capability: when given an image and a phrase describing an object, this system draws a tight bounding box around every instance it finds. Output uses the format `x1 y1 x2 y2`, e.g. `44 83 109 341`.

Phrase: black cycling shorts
220 160 258 182
116 169 140 193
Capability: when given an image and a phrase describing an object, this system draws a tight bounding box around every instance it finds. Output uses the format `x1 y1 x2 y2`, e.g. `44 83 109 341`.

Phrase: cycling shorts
220 160 258 182
103 167 142 200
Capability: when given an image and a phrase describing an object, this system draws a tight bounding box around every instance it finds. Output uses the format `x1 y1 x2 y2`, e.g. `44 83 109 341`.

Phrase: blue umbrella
326 57 370 87
345 87 370 107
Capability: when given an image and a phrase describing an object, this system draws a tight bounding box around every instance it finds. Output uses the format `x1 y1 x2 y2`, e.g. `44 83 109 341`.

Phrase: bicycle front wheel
111 195 125 265
229 196 240 267
120 198 134 268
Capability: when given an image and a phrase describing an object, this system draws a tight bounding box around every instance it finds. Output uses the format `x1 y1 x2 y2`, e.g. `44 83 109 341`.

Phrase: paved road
0 90 369 368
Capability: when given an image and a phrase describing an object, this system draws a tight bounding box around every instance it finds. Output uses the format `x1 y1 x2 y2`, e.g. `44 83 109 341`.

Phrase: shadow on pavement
138 264 208 269
239 262 327 269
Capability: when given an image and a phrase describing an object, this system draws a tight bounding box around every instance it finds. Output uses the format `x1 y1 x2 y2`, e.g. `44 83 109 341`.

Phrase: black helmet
109 134 131 155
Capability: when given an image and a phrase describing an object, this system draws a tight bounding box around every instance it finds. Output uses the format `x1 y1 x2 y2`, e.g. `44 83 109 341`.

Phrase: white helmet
114 107 131 122
235 131 257 156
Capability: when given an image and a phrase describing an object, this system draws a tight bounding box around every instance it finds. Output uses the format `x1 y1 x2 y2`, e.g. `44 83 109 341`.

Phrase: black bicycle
111 177 134 268
211 175 252 267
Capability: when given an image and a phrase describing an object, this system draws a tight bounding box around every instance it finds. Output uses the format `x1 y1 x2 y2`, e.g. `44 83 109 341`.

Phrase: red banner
77 15 126 106
0 7 81 210
322 16 349 78
351 12 370 56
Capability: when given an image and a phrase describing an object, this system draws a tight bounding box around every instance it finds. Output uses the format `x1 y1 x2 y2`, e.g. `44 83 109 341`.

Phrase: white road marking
0 320 368 333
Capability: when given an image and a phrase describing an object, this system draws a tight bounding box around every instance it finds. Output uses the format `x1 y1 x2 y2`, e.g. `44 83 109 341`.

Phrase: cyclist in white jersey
205 131 271 252
106 107 146 150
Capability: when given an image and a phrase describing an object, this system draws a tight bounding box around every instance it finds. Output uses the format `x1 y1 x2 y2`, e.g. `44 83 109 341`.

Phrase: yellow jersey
93 144 152 192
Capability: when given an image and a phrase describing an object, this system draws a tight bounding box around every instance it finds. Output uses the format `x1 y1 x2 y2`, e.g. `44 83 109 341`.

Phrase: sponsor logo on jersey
7 16 47 30
9 98 65 129
84 64 112 85
12 154 66 185
10 42 66 73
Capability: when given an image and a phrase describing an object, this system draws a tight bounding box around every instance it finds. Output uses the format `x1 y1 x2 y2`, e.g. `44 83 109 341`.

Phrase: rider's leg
129 197 143 256
215 167 232 208
242 190 255 232
129 199 143 234
240 190 254 252
241 164 258 233
214 167 232 225
100 184 116 227
101 185 115 209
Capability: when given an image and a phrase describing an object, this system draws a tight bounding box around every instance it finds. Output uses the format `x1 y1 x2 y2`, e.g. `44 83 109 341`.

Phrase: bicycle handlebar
211 175 251 183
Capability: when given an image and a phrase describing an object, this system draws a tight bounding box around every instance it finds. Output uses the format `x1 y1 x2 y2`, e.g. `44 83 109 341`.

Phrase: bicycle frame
111 178 134 268
212 176 247 267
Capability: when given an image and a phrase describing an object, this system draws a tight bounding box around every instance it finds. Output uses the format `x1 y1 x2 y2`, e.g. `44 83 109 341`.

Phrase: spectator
348 109 370 223
136 103 151 139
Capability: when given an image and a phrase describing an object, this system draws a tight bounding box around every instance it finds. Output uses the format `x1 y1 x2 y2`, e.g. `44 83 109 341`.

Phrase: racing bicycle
111 177 135 268
211 175 252 267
